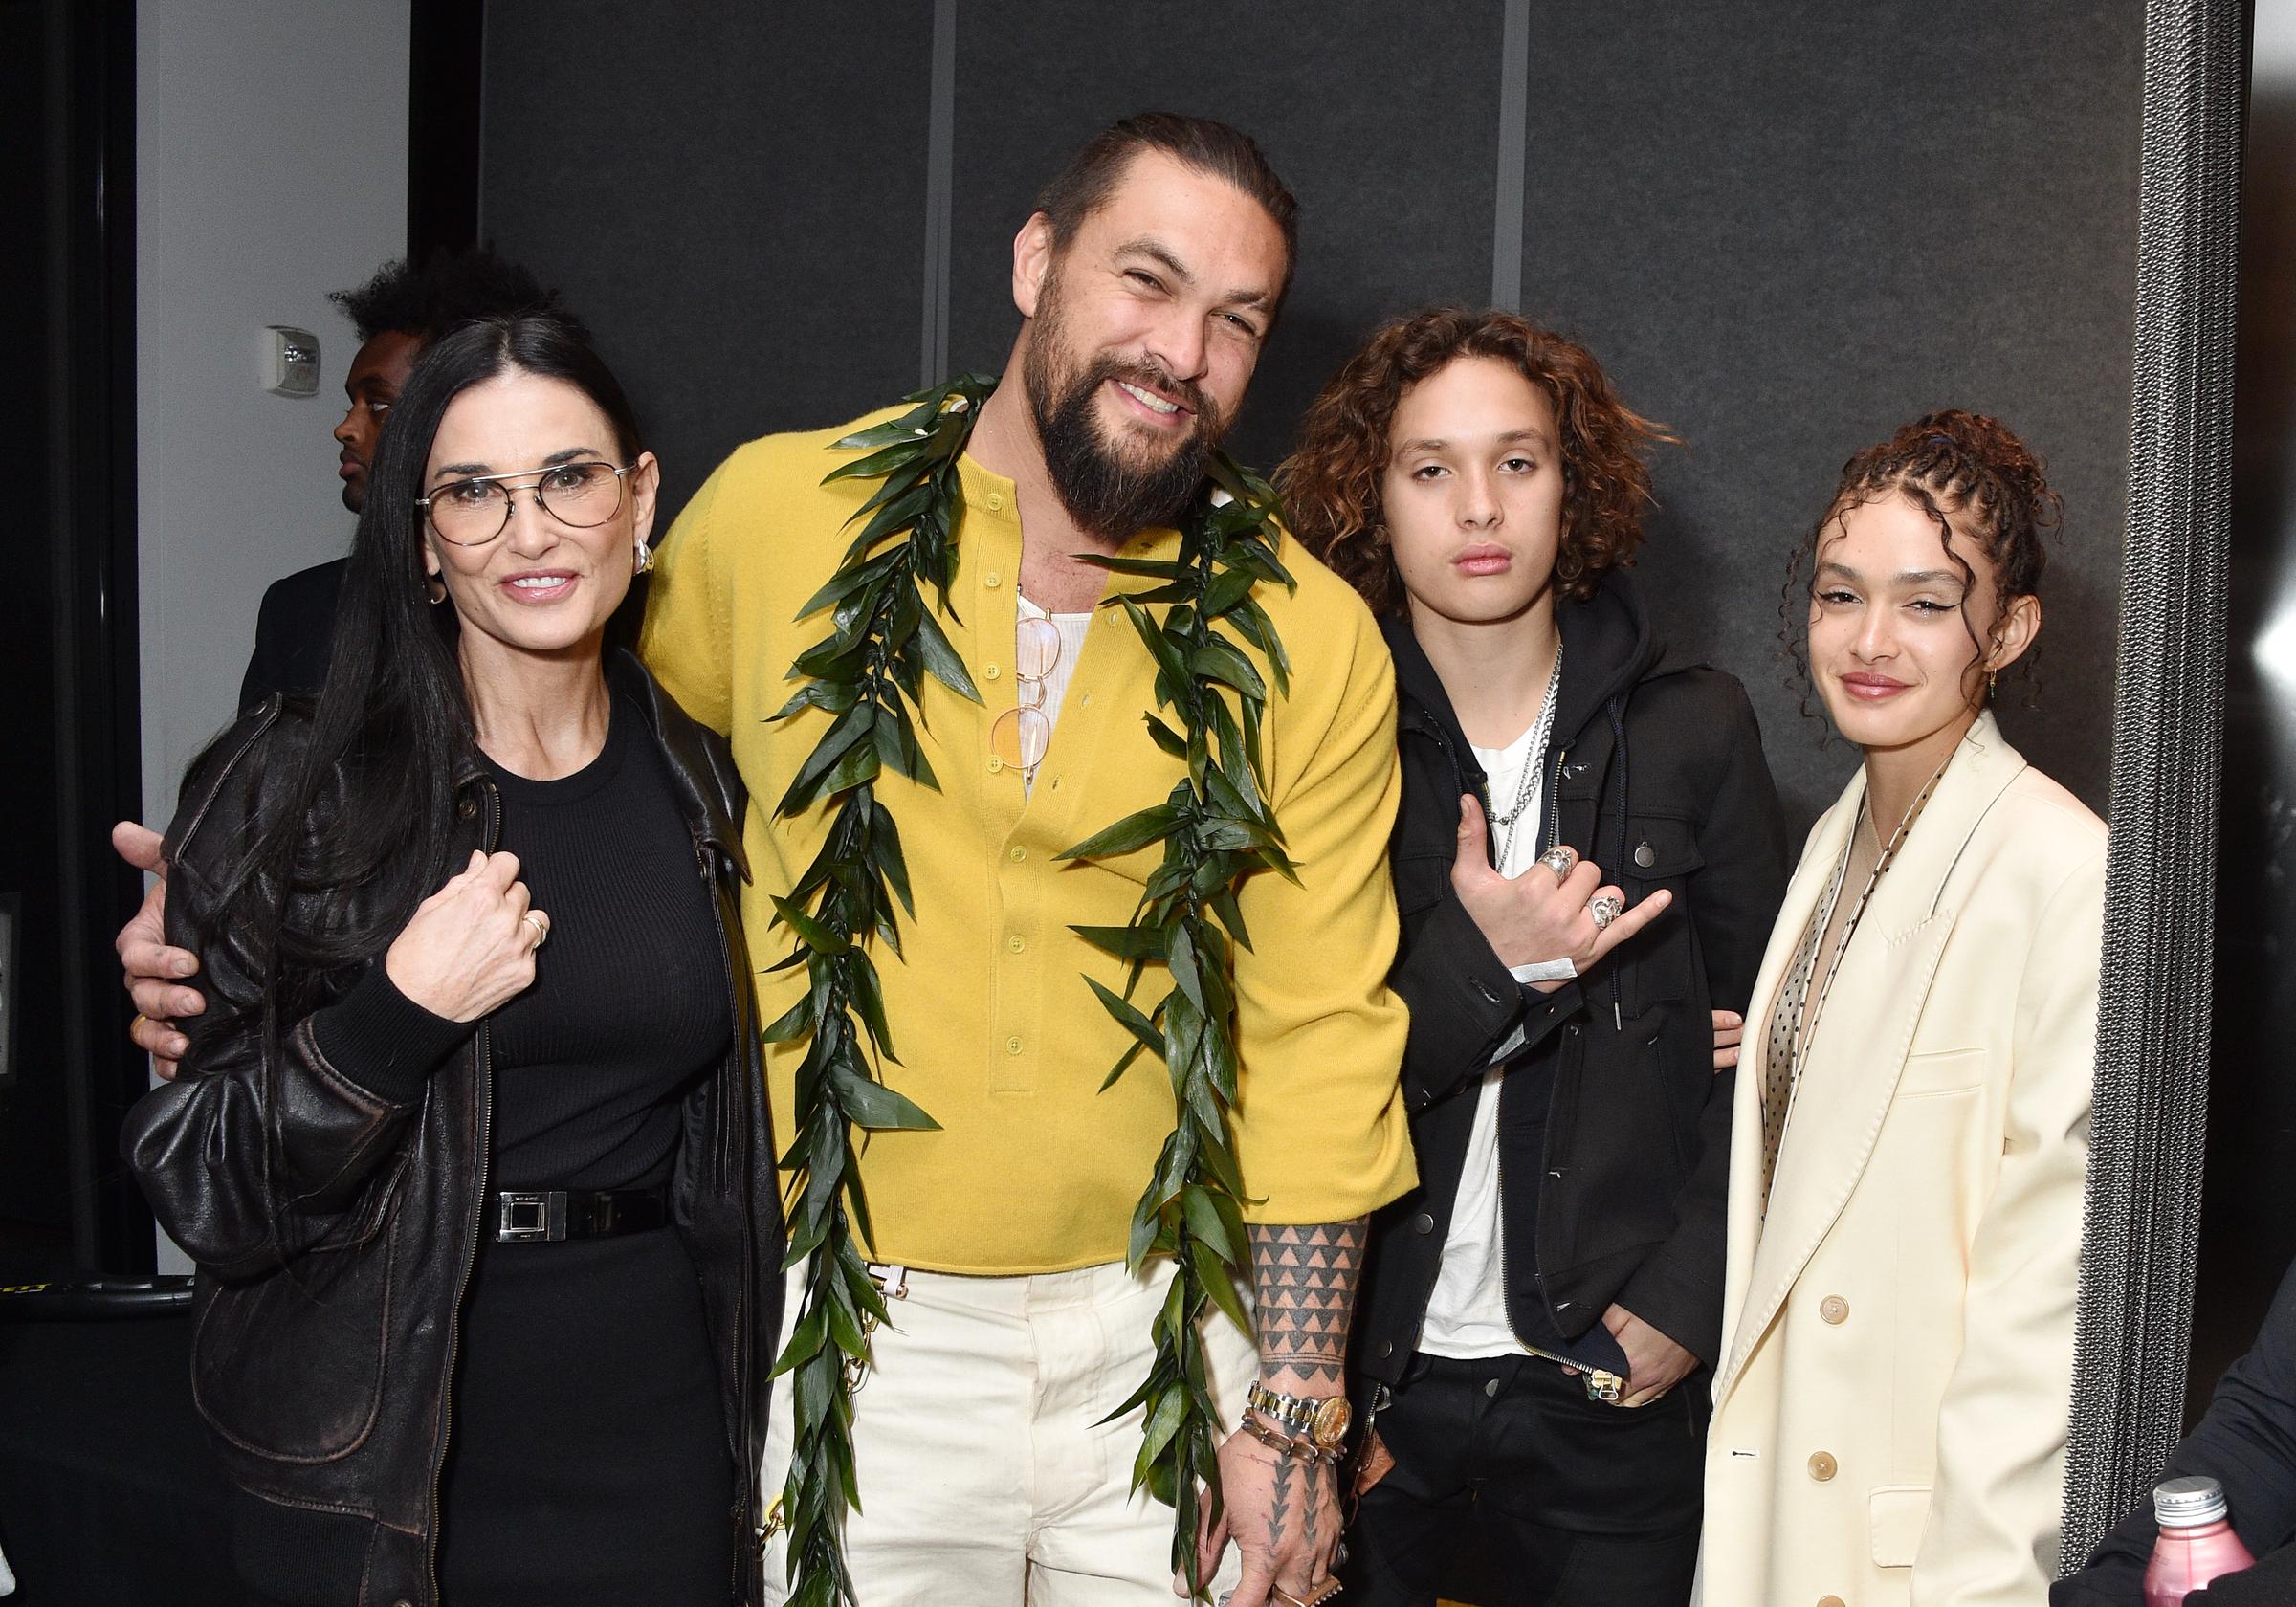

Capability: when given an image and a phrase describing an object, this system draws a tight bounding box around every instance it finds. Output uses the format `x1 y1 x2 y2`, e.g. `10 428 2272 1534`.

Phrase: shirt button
1808 1451 1838 1482
987 756 1004 774
984 570 1002 588
1634 842 1656 869
1483 1377 1500 1398
986 493 1004 511
1412 1212 1435 1235
1007 935 1025 953
1819 1295 1849 1325
983 664 1002 680
1009 846 1027 862
1819 1598 1846 1607
1004 1035 1023 1055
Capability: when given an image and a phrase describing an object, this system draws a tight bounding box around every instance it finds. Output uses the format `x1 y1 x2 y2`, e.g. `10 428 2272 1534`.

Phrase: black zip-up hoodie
1351 571 1790 1390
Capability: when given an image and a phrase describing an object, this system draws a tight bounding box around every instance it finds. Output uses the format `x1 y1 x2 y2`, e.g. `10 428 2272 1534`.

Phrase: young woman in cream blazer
1698 412 2106 1607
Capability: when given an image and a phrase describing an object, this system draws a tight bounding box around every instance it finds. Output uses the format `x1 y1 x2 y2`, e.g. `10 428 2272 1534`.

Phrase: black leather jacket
121 652 783 1607
1352 574 1790 1394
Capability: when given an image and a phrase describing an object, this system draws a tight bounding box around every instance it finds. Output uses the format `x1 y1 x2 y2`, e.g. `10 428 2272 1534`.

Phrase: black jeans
1344 1353 1704 1607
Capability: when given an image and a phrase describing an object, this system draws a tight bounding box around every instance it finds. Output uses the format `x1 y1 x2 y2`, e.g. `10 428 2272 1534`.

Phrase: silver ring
1538 846 1578 881
520 912 549 950
1588 893 1623 932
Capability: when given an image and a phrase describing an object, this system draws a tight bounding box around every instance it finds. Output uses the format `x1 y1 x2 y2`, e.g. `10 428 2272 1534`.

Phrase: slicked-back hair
330 247 586 346
1034 112 1300 313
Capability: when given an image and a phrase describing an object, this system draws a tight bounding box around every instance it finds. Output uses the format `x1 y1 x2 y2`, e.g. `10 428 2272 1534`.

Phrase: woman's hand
385 851 548 1022
1450 794 1671 987
1712 1009 1744 1071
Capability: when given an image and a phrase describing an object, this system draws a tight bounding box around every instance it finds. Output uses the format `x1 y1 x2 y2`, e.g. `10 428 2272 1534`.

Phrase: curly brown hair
1276 307 1673 615
1780 408 2063 715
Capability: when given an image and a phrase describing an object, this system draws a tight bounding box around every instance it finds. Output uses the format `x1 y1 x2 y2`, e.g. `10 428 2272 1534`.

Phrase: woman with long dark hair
121 315 780 1607
1698 411 2104 1606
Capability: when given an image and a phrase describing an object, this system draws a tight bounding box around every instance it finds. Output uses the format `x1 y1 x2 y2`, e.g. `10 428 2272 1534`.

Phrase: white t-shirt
1016 592 1093 791
1419 721 1553 1360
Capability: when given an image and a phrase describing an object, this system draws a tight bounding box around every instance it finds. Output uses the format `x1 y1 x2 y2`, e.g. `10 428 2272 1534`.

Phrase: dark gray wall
479 0 2139 829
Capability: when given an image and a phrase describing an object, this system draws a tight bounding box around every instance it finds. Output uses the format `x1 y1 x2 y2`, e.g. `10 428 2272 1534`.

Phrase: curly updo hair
1783 408 2063 712
1277 307 1673 616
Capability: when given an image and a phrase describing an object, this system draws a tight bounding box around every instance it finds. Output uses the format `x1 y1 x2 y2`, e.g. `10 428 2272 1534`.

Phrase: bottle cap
2153 1475 2229 1527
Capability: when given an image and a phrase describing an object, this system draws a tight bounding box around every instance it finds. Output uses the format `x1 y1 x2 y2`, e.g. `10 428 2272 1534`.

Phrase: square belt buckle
498 1190 567 1243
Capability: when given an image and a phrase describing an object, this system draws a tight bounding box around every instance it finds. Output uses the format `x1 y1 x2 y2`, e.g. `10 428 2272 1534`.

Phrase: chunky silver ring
1538 846 1578 881
521 912 550 950
1587 893 1624 932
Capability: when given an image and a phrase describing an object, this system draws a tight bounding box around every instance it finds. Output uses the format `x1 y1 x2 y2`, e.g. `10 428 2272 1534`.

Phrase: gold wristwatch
1247 1382 1353 1456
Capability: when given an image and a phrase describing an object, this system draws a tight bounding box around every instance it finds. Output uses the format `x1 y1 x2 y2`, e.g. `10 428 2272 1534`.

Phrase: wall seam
921 0 957 387
1491 0 1531 312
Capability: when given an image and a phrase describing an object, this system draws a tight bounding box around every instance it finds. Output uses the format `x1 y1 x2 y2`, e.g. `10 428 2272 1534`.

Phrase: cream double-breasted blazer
1697 713 2105 1607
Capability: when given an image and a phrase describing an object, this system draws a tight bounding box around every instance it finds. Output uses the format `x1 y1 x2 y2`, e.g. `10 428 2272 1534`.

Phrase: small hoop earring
426 577 447 606
634 539 655 577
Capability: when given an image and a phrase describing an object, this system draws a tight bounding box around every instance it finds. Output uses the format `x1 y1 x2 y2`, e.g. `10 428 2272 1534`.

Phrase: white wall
137 0 410 1271
136 0 409 828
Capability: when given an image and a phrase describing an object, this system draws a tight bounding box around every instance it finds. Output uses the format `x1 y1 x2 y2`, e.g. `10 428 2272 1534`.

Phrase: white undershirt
1017 592 1093 790
1420 721 1550 1359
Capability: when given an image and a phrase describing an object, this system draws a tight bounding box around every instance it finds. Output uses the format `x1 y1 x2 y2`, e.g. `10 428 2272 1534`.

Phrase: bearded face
1022 265 1231 540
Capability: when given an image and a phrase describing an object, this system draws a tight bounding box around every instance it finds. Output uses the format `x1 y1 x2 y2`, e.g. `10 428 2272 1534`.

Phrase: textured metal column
2062 0 2244 1568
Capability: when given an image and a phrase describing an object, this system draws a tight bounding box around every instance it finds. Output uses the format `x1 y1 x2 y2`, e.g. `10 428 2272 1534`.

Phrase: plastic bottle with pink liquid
2145 1475 2256 1605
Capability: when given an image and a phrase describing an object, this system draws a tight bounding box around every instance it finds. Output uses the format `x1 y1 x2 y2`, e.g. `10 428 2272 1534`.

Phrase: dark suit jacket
238 557 346 712
2055 1257 2296 1601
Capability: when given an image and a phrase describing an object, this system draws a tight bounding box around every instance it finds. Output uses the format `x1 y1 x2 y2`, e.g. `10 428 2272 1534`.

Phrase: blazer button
1377 1339 1394 1359
1808 1451 1838 1482
1634 841 1656 869
1819 1295 1849 1325
1413 1212 1435 1235
456 796 477 821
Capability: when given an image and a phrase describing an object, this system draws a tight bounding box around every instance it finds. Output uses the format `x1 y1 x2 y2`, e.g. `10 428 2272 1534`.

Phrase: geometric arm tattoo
1247 1219 1365 1386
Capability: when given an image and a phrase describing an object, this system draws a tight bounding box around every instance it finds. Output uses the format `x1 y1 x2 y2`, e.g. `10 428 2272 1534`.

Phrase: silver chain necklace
1487 642 1564 869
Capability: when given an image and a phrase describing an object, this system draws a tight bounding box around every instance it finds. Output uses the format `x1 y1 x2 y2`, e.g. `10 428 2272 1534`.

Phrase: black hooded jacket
1352 572 1790 1389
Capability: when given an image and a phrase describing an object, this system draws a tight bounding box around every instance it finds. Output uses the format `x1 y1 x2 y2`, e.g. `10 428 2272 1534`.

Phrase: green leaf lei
762 371 1295 1605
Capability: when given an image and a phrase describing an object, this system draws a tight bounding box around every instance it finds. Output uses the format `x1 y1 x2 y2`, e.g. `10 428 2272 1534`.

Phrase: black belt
490 1187 669 1244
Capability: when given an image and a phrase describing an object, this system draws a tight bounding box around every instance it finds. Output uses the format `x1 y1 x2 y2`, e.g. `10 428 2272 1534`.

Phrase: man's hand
1711 1009 1744 1071
1191 1430 1340 1605
1600 1303 1698 1408
1450 794 1671 988
114 821 203 1079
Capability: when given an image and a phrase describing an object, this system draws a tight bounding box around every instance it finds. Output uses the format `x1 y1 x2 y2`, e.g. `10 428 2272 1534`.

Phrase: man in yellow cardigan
655 111 1415 1606
121 113 1415 1605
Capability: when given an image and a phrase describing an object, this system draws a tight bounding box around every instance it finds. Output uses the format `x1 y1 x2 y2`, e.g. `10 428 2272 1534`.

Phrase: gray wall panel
481 2 934 508
944 0 1502 470
1512 1 2141 825
475 1 2140 826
